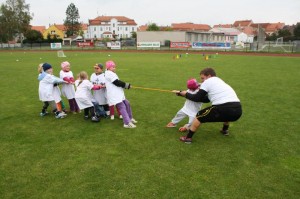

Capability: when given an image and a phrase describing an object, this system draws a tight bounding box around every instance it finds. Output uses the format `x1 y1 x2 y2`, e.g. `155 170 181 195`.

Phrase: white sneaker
55 112 66 119
131 118 138 124
110 115 114 120
119 115 123 119
124 122 136 128
106 111 110 115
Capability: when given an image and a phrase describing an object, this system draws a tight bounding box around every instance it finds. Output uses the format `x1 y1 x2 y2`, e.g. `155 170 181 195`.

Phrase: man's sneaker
55 112 66 119
40 112 48 116
131 118 138 124
124 122 136 128
111 115 115 120
179 136 192 144
91 116 100 122
220 130 229 136
119 115 123 119
166 122 176 128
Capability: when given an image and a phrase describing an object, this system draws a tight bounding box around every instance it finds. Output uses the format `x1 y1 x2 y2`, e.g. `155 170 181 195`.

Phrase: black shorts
196 102 242 123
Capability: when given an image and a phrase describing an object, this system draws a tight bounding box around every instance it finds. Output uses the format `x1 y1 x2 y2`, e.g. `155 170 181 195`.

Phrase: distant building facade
87 16 138 40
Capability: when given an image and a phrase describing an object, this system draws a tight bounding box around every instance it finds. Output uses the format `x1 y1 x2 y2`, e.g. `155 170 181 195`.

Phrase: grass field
0 51 299 199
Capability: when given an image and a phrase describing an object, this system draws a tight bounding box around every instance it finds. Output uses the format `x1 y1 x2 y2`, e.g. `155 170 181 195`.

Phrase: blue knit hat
42 63 52 71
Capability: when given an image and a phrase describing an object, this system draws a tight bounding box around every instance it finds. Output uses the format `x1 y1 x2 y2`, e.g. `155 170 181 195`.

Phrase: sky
1 0 299 27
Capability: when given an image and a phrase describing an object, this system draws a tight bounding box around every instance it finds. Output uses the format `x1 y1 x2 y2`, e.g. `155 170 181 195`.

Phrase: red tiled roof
233 20 253 27
213 24 232 28
89 16 137 25
54 24 66 31
30 26 46 34
241 26 256 35
171 23 211 31
265 23 285 32
138 25 148 31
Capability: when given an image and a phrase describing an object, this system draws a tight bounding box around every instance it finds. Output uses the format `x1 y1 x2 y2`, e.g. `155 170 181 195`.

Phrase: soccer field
0 51 299 198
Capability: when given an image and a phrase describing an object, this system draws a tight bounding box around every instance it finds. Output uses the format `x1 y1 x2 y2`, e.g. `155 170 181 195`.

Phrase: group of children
38 60 137 128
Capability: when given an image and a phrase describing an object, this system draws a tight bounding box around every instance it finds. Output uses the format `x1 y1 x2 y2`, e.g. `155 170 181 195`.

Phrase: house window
132 27 134 31
94 27 96 31
113 23 115 27
100 27 103 31
51 30 56 35
125 27 128 31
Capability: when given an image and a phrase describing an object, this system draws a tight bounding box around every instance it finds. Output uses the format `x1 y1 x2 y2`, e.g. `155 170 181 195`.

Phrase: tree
0 0 32 43
294 23 300 39
146 23 160 31
64 3 81 37
131 31 136 39
23 29 43 43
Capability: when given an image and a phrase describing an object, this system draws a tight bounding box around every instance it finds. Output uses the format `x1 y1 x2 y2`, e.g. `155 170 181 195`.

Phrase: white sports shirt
105 70 125 105
74 80 94 109
200 77 240 105
90 73 107 105
181 88 203 117
60 70 75 99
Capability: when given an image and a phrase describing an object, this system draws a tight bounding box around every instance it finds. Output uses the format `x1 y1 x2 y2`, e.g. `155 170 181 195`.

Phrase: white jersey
90 73 107 105
181 88 203 117
74 79 94 109
201 77 240 105
105 70 125 105
39 74 61 102
52 86 62 103
60 70 75 99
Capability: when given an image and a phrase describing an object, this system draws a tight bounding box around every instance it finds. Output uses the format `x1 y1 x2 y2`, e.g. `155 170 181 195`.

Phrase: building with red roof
87 16 138 40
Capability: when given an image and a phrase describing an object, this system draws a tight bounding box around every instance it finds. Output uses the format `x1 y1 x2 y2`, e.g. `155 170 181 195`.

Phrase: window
94 27 96 31
100 27 103 31
125 27 128 31
113 23 115 27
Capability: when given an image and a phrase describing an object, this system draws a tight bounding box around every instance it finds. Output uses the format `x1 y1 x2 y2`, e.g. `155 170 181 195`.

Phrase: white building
209 27 254 43
87 16 138 40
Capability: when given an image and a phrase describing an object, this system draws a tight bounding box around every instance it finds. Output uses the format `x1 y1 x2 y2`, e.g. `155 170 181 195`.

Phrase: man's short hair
200 68 216 76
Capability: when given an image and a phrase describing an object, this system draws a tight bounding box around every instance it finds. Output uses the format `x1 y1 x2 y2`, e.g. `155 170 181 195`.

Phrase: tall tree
0 0 32 42
64 3 81 37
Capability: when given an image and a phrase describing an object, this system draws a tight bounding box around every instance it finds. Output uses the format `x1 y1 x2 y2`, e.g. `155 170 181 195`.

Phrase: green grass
0 51 299 199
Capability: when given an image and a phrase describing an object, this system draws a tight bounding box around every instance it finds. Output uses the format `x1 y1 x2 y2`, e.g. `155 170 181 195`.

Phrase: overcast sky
1 0 299 27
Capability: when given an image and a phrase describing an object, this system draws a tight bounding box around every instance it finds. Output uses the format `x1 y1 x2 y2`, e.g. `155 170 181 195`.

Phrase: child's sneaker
179 124 189 132
131 118 137 124
40 112 48 116
55 112 66 119
84 115 89 120
91 116 100 122
179 136 192 144
220 130 229 136
60 112 67 117
124 122 136 128
166 122 176 128
110 115 114 120
119 115 123 119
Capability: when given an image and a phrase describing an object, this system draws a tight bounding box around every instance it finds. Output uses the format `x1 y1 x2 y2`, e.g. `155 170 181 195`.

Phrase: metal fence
1 41 299 53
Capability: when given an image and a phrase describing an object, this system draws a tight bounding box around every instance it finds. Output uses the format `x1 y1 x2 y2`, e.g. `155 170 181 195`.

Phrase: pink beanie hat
187 78 199 90
61 61 70 69
106 60 116 70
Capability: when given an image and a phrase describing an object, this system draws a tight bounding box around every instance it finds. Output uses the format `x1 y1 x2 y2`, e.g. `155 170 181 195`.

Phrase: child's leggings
115 99 132 125
109 105 121 116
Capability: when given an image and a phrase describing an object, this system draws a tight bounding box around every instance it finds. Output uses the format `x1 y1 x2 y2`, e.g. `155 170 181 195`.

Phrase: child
90 63 109 118
60 61 80 114
75 71 103 122
38 63 67 119
166 78 202 132
104 60 137 128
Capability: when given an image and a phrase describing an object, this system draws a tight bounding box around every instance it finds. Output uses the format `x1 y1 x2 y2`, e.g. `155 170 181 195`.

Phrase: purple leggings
116 99 133 125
